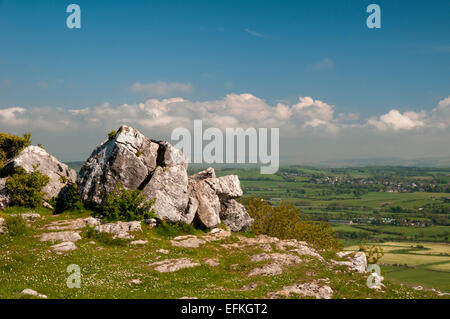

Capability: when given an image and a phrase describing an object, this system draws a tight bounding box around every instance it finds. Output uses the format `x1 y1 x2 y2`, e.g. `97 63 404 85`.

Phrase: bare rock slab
40 231 81 242
21 288 48 299
94 221 142 239
149 258 200 273
51 241 77 253
268 282 333 299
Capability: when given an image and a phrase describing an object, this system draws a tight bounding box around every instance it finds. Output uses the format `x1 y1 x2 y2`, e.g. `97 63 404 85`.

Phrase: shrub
84 226 128 246
6 167 49 208
359 244 384 264
108 130 117 140
242 196 343 251
6 215 28 236
0 132 31 170
54 183 84 214
95 182 155 222
152 220 204 238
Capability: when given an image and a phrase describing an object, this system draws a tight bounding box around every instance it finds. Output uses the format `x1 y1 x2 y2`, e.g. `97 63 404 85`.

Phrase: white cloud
310 58 334 71
368 109 426 131
367 96 450 131
244 28 265 38
130 81 193 97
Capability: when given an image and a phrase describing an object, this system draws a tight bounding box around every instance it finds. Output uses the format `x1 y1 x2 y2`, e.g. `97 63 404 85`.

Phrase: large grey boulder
77 125 196 224
188 168 253 231
77 126 159 203
1 146 76 200
220 199 254 231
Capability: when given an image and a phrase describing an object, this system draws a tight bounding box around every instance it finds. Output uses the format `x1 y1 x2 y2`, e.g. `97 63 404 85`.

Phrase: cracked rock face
77 125 195 223
78 126 252 229
188 168 253 230
77 126 159 203
1 146 76 200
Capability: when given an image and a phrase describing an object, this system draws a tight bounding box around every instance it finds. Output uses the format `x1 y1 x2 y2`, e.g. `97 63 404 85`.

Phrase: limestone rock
205 175 243 200
188 168 252 230
189 179 221 228
40 231 82 242
94 221 142 239
268 282 333 299
171 235 205 248
43 217 101 231
203 258 220 267
332 251 367 273
51 241 77 253
77 126 159 203
141 166 194 224
149 258 200 273
130 240 148 245
220 199 254 231
1 146 76 200
21 288 48 299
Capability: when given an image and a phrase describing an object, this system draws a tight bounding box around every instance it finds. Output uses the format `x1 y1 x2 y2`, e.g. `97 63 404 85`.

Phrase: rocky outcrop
220 199 254 231
149 258 201 273
188 168 253 230
332 251 367 273
77 126 197 224
94 221 142 239
77 126 252 230
77 126 159 203
0 146 76 200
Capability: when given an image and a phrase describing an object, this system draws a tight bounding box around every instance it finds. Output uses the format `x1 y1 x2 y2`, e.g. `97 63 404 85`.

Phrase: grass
0 209 446 299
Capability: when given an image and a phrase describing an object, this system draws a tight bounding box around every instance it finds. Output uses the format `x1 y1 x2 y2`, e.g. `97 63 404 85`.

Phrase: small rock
149 258 200 273
203 258 220 267
21 289 48 299
51 241 77 253
130 240 148 245
268 282 333 299
248 263 283 277
40 231 81 242
129 279 142 285
156 249 169 254
94 221 142 239
171 235 205 248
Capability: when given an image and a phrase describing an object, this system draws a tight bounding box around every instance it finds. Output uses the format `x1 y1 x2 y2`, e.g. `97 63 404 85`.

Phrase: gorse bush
108 130 117 140
6 166 49 208
0 132 31 170
242 196 343 251
54 183 84 214
95 182 155 222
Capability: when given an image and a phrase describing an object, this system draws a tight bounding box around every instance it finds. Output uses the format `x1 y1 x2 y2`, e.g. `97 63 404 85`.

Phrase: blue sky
0 0 449 163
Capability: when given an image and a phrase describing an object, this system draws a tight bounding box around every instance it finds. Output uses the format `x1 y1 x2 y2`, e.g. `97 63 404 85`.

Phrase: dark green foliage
95 182 155 222
108 130 117 140
242 196 343 251
84 226 128 246
152 220 204 238
5 167 49 208
6 215 28 237
0 132 31 170
54 183 84 214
